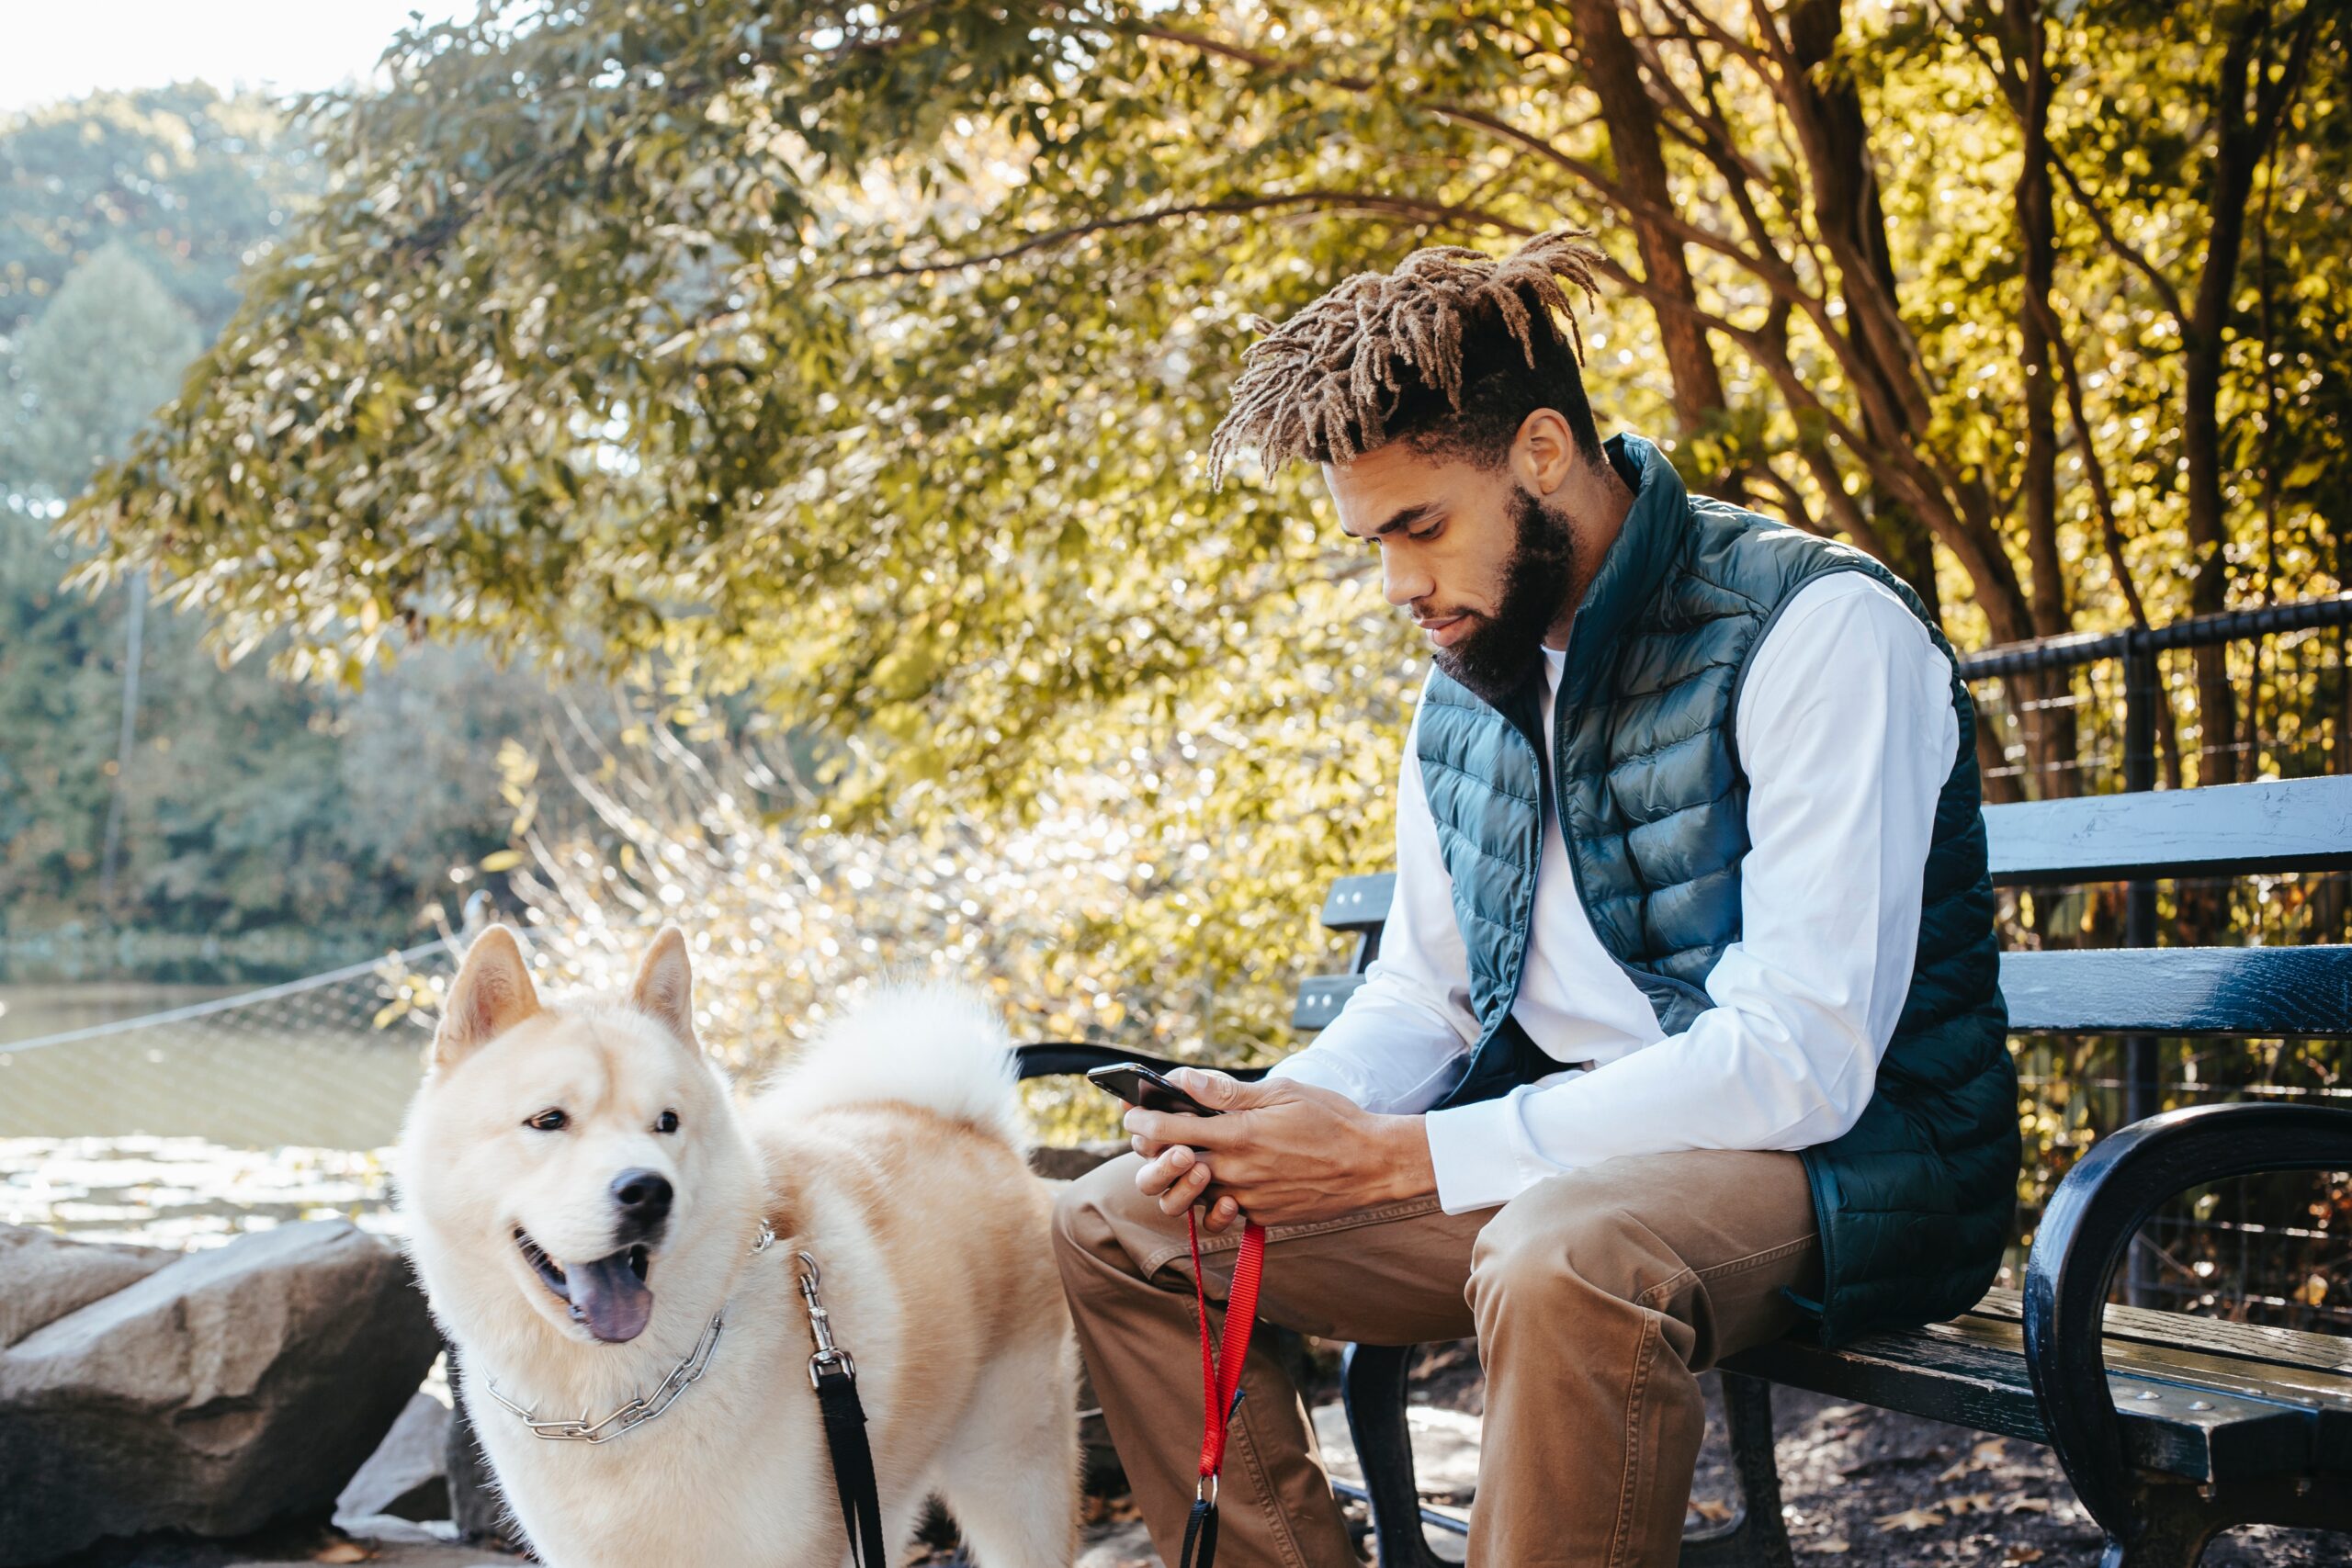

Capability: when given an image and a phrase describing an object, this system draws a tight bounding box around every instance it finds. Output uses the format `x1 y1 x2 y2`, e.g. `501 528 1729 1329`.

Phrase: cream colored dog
396 923 1078 1567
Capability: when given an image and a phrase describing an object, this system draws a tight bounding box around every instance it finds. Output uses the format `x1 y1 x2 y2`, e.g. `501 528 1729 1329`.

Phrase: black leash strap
1178 1489 1221 1568
797 1250 887 1568
813 1363 888 1568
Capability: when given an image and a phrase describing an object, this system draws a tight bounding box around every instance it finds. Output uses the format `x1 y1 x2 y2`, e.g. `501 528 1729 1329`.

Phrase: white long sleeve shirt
1270 570 1961 1213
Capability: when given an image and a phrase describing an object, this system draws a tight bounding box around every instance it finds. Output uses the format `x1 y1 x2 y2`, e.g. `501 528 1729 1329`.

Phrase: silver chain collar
488 1217 780 1445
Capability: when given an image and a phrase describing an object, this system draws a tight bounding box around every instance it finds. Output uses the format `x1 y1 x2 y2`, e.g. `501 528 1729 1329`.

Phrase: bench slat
1987 776 2352 885
1295 948 2352 1037
1294 974 1365 1030
1725 1308 2331 1484
1309 779 2352 939
1969 1288 2352 1382
2002 946 2352 1036
1320 874 1396 934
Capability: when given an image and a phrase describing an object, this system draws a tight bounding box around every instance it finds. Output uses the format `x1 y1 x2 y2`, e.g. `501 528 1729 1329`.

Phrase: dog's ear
434 924 542 1071
628 925 699 1050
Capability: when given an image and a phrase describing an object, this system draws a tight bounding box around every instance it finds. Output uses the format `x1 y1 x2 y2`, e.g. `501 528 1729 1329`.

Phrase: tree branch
1751 464 1832 536
1133 22 1374 89
2250 4 2323 147
1130 8 1910 442
838 191 1530 281
2047 153 2190 328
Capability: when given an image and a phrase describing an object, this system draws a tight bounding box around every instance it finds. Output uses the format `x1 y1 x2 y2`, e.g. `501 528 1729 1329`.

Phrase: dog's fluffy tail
765 983 1023 1145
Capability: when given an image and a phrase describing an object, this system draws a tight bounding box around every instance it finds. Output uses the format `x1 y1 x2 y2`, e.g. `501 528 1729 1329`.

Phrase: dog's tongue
566 1252 652 1343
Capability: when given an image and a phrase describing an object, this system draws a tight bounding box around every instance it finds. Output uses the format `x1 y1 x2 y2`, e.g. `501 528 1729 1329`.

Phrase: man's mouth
515 1229 655 1343
1416 612 1475 649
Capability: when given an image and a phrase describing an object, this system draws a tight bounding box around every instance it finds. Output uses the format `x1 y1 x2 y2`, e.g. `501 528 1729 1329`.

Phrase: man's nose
610 1168 673 1239
1382 547 1432 608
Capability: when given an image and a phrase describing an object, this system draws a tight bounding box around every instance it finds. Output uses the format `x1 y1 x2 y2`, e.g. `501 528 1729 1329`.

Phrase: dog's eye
654 1110 680 1134
526 1109 569 1133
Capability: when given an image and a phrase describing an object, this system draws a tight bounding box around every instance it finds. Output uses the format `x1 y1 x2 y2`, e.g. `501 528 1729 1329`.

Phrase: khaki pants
1051 1150 1821 1568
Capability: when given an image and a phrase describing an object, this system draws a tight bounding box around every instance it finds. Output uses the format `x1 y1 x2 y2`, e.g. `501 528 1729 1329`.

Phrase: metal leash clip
797 1249 857 1390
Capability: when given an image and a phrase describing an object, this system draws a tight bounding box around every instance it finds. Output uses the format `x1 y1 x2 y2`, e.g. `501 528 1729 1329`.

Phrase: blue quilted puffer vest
1417 432 2017 1346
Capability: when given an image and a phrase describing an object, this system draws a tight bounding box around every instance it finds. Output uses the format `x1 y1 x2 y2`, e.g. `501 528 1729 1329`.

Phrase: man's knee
1467 1169 1683 1319
1050 1152 1152 1301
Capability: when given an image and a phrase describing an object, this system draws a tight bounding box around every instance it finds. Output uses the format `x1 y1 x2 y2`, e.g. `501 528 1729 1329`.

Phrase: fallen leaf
2003 1495 2052 1515
1943 1491 1999 1516
2004 1549 2044 1564
1690 1499 1735 1522
1874 1507 1945 1531
313 1545 372 1565
1814 1540 1850 1555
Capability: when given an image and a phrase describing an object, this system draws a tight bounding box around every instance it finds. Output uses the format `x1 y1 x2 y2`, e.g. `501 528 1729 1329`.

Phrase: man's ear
628 925 698 1050
434 924 541 1072
1510 407 1581 496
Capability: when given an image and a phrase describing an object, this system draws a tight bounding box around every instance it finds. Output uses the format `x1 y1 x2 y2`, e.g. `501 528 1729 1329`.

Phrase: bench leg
2093 1483 2243 1568
1678 1372 1795 1568
1342 1350 1797 1568
1340 1341 1448 1568
2098 1517 2216 1568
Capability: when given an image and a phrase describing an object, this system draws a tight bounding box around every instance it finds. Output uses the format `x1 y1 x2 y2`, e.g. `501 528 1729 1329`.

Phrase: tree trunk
2182 5 2321 784
1566 0 1731 472
1781 0 1922 436
2006 0 2077 796
96 568 146 918
2180 19 2256 782
1777 0 2028 645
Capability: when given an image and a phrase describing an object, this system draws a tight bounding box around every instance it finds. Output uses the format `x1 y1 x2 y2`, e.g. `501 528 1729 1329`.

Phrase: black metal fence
1960 594 2352 1329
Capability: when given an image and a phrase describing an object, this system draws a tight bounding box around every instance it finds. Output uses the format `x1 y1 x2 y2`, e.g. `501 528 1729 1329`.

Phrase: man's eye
654 1110 681 1134
1408 523 1443 542
526 1109 569 1133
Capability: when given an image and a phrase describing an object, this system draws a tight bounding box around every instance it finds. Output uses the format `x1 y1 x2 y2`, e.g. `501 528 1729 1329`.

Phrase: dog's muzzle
516 1228 657 1343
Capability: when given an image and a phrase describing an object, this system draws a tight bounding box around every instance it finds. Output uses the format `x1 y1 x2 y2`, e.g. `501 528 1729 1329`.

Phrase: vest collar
1555 431 1686 712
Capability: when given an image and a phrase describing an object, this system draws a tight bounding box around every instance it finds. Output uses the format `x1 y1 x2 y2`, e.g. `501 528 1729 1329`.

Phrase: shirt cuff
1423 1097 1532 1214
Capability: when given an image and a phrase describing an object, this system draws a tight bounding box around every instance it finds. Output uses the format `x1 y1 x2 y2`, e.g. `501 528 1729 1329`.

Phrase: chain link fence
0 942 449 1248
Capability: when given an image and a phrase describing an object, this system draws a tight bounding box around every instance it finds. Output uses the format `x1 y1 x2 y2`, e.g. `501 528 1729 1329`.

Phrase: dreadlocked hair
1207 229 1608 489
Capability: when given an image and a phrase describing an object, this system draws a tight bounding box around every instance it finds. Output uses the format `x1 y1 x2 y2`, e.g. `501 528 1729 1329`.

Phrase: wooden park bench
1021 774 2352 1568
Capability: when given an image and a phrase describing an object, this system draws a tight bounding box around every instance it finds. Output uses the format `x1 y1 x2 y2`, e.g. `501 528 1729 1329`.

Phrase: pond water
0 979 243 1042
0 973 433 1251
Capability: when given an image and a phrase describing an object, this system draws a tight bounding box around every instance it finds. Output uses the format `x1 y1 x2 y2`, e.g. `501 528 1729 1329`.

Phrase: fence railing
1962 593 2352 799
1960 592 2352 1325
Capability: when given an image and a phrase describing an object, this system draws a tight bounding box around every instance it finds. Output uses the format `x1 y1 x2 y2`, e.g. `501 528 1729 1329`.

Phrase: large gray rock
1027 1142 1127 1182
0 1219 440 1566
335 1389 453 1529
443 1361 524 1551
0 1224 175 1349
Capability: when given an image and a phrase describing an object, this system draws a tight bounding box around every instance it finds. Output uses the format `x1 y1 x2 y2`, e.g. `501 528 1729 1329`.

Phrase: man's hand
1128 1069 1437 1232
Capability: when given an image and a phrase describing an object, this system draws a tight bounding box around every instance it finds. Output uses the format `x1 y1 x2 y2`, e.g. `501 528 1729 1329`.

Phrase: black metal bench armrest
2020 1101 2352 1533
1013 1042 1272 1082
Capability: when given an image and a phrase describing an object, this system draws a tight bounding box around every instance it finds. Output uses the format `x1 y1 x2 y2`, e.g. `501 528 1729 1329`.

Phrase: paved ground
1054 1357 2346 1568
57 1364 2346 1566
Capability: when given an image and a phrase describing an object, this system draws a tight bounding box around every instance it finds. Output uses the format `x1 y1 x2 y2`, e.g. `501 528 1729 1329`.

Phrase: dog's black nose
610 1168 673 1235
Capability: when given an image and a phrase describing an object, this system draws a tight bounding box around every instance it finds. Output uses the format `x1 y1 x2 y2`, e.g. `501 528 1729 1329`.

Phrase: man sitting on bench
1051 231 2021 1568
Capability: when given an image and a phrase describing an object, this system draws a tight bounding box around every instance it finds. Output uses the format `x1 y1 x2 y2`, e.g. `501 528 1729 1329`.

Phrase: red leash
1179 1210 1267 1568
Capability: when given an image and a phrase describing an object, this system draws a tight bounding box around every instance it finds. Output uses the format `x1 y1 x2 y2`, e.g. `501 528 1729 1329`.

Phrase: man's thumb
1171 1066 1245 1109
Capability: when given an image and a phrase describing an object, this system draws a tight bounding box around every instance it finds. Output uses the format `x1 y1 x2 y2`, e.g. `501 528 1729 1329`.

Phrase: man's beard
1430 486 1577 706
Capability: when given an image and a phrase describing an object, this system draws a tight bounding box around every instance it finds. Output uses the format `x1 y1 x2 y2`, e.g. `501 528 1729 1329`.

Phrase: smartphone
1085 1062 1223 1119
